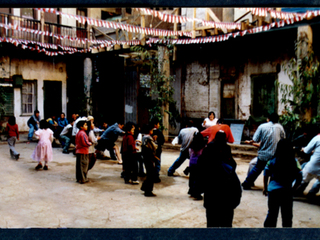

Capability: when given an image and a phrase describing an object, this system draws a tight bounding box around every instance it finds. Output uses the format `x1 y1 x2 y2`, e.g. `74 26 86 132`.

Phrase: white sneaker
131 180 139 184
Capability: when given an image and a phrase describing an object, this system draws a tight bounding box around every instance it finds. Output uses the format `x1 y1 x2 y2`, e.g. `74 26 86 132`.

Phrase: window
251 74 278 118
77 9 87 29
21 81 36 115
20 8 34 19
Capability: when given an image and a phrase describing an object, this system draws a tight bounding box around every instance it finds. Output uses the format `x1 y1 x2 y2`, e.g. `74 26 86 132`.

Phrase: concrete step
163 142 258 160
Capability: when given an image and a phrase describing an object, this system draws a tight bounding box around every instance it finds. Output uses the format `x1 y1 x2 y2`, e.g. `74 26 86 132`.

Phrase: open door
43 80 62 119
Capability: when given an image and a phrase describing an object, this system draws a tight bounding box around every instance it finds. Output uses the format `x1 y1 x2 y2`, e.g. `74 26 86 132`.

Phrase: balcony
0 12 88 49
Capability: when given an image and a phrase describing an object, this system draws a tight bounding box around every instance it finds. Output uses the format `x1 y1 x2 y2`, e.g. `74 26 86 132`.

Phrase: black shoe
35 163 42 170
191 195 203 200
144 192 157 197
154 178 161 183
15 154 20 160
168 172 174 176
242 182 252 190
62 150 69 154
43 165 48 170
183 167 190 176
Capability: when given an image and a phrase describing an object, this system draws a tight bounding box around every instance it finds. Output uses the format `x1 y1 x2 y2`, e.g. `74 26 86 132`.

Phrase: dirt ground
1 138 320 229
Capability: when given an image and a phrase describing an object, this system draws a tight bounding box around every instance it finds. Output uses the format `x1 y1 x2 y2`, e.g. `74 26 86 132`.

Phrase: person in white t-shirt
202 111 218 129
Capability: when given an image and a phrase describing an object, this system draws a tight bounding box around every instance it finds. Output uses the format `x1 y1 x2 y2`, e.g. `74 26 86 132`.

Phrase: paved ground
1 133 320 228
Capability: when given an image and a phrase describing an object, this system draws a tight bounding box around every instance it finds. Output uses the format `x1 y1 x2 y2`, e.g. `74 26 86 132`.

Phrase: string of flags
2 8 320 56
242 8 319 20
35 8 193 38
134 8 241 30
0 22 141 48
146 15 316 46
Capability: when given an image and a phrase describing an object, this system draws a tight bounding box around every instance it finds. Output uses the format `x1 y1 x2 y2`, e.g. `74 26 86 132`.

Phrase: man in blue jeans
168 121 198 176
27 110 40 143
242 113 285 190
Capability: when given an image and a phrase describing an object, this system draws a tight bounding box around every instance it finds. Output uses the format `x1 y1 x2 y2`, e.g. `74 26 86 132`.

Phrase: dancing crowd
4 110 320 228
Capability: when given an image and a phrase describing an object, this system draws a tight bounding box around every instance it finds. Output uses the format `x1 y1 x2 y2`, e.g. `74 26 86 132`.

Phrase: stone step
163 142 258 160
231 150 258 160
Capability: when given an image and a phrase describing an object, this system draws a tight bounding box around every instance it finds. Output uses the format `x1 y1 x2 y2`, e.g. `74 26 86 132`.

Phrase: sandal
35 163 42 170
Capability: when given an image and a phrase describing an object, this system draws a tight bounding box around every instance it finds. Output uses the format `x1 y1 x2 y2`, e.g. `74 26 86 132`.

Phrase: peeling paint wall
184 61 209 118
237 58 292 120
1 56 67 131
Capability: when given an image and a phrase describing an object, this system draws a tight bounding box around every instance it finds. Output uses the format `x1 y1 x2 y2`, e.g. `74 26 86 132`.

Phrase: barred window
21 81 36 115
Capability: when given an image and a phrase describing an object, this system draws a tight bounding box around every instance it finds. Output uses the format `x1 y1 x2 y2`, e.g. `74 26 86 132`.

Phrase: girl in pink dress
32 120 54 170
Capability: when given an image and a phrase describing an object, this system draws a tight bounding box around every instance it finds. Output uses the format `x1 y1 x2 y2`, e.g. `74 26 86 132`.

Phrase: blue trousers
243 158 268 186
168 149 189 174
28 124 38 141
264 189 293 227
60 135 71 152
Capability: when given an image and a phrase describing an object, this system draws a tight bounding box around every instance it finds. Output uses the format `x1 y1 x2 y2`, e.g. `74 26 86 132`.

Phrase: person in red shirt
75 120 92 184
201 119 234 144
121 122 139 184
6 116 20 160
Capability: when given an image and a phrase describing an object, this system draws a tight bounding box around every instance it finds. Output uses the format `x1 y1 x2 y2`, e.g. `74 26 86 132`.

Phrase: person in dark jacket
151 118 165 183
27 110 40 143
198 131 242 227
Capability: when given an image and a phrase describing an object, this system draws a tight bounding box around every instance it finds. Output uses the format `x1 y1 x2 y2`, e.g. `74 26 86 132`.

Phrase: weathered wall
60 8 77 27
184 61 209 118
0 56 67 131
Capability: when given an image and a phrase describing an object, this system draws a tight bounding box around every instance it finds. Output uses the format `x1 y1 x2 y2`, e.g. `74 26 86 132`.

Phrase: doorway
43 80 62 119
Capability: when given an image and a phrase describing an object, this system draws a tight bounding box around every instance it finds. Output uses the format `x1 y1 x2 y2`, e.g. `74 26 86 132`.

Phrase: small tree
277 33 320 138
131 43 179 129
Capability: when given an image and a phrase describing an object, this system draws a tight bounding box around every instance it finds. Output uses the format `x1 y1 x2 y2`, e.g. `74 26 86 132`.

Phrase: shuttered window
0 86 13 116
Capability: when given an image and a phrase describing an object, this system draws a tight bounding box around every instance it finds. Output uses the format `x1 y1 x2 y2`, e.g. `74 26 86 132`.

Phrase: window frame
21 80 37 116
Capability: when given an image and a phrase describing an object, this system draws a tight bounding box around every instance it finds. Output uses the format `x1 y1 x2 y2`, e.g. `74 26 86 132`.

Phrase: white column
84 58 92 115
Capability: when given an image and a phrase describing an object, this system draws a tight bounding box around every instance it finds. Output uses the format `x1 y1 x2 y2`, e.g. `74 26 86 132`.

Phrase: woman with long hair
263 138 302 227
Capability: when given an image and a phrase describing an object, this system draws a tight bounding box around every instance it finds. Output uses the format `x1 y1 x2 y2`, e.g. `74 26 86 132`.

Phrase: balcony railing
0 12 88 49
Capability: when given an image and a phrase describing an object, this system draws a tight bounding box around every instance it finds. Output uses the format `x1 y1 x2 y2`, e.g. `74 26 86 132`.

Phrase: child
87 120 100 171
188 132 206 200
263 139 302 228
151 118 164 183
134 124 145 177
6 116 20 160
141 124 159 197
121 122 139 184
32 120 53 170
75 120 92 184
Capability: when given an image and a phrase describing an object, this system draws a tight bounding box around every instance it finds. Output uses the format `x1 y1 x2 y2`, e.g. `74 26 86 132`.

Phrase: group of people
23 111 166 196
4 109 320 228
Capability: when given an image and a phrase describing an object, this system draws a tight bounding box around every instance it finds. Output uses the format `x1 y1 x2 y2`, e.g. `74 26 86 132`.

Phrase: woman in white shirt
202 111 218 129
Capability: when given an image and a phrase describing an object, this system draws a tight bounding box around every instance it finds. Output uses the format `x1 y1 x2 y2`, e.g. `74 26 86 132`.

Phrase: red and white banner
35 8 192 38
146 16 308 46
135 8 241 30
242 8 319 20
0 22 141 48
